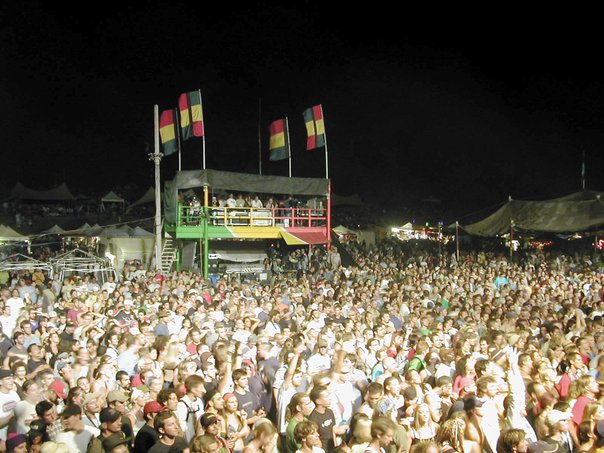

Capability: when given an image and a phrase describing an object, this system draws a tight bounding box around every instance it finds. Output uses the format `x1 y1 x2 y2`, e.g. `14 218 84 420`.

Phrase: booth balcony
171 204 330 245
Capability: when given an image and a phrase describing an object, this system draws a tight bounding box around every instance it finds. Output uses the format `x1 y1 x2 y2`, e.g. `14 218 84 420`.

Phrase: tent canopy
165 168 329 223
127 187 162 211
11 182 75 201
0 225 28 242
101 191 126 203
461 191 604 236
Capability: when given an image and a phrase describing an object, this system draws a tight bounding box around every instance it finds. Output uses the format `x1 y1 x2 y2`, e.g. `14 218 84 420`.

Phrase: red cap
50 380 68 400
143 401 165 414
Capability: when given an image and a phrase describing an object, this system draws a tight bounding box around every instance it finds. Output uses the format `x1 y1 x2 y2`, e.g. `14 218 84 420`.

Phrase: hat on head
5 433 27 452
200 413 219 428
83 393 101 407
50 380 68 400
464 397 484 412
131 386 150 401
546 409 570 427
99 407 122 424
60 404 82 418
144 401 165 414
102 433 131 452
0 368 14 379
107 390 127 403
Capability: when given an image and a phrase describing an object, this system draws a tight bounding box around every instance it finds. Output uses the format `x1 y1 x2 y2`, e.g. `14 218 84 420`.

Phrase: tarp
462 192 604 236
131 227 154 238
213 249 267 263
11 182 75 201
165 169 329 223
101 191 126 203
101 237 154 272
281 230 328 245
0 225 28 241
333 225 356 235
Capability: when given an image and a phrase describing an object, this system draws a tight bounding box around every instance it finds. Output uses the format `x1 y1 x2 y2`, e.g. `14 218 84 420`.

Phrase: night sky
1 3 603 220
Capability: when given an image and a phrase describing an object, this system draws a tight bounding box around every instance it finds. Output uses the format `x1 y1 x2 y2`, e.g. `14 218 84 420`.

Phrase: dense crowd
0 240 603 453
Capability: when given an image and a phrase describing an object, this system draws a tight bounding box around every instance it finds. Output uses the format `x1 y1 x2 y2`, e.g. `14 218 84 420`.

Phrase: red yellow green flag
179 91 204 140
159 110 178 156
303 104 326 150
269 118 289 161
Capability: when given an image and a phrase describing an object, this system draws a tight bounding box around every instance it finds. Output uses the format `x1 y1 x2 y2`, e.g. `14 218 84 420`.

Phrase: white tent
101 191 126 204
127 187 160 211
0 225 28 242
41 225 67 235
333 225 356 235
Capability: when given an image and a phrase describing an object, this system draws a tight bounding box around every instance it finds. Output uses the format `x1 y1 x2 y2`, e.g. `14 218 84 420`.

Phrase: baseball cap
143 401 165 414
60 404 82 418
49 380 68 400
0 369 14 379
102 434 131 452
107 390 127 403
83 393 101 407
546 409 570 427
200 413 219 428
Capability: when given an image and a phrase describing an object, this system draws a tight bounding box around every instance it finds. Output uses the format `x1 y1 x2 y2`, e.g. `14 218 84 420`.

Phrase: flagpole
199 89 206 170
150 105 164 272
258 98 262 175
174 108 182 171
581 149 586 191
285 117 292 178
320 104 329 180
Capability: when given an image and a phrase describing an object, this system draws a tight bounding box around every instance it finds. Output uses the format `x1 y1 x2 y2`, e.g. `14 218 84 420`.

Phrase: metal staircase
161 236 176 274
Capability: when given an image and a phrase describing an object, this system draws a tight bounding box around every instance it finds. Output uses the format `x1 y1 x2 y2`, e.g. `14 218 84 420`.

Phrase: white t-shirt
0 390 19 439
56 426 99 453
12 399 37 434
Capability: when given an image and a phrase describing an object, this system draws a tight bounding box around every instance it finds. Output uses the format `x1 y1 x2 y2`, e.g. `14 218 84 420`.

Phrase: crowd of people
0 239 603 453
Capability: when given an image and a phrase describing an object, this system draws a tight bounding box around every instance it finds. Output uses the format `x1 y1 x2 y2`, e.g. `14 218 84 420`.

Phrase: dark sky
1 3 603 218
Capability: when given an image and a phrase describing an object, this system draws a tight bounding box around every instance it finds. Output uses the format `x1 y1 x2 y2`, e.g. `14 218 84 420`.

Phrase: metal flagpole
320 104 329 179
174 108 182 171
199 89 206 170
258 98 262 175
285 117 292 178
582 149 586 190
150 105 164 272
455 221 460 262
509 220 515 260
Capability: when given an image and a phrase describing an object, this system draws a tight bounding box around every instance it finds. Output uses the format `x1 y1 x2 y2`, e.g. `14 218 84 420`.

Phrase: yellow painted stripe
229 226 282 238
280 230 307 245
269 131 285 149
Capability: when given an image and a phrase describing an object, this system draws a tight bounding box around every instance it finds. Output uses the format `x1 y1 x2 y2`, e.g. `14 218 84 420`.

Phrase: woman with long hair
408 403 439 447
221 393 249 453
